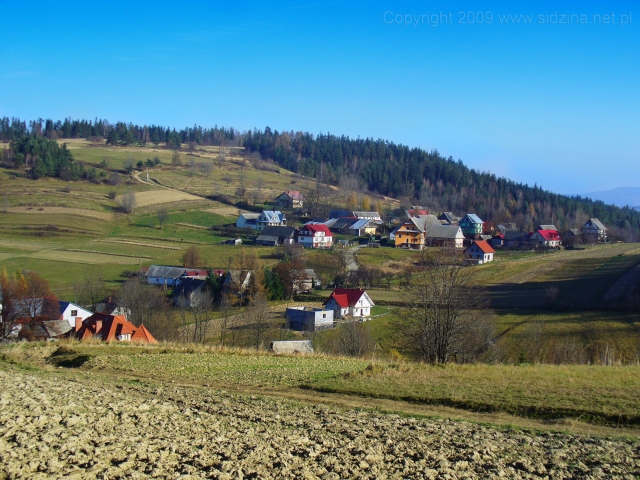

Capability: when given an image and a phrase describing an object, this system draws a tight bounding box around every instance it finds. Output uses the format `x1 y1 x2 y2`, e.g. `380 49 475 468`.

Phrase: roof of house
566 228 581 236
349 218 375 230
75 313 137 342
536 229 561 241
238 213 260 220
539 225 558 231
329 209 352 219
467 240 495 254
173 278 206 298
424 225 464 239
586 218 607 230
183 269 209 277
461 214 484 224
130 324 158 344
259 210 285 222
301 224 333 236
324 288 373 308
503 231 529 241
353 211 381 218
406 208 430 218
439 212 459 223
279 190 304 200
256 235 279 243
58 301 90 316
145 265 187 279
259 225 297 238
330 218 357 230
407 214 442 232
303 269 318 279
40 320 72 338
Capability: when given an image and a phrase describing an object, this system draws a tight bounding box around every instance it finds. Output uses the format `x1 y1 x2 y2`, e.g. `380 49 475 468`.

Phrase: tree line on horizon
1 116 638 239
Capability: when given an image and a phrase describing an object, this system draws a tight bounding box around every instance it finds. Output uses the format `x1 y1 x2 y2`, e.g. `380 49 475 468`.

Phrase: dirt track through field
1 366 638 479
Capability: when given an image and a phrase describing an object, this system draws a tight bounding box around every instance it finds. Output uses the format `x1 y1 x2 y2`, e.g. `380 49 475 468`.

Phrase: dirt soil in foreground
1 369 639 479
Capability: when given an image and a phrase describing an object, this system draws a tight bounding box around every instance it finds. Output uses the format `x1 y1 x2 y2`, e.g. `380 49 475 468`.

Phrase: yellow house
394 214 441 250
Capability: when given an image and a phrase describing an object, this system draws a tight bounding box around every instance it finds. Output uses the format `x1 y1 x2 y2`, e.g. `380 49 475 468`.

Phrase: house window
70 310 78 317
322 314 326 318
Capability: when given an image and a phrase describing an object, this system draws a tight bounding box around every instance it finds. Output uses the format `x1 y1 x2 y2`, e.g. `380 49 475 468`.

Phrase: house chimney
75 317 82 332
95 320 102 334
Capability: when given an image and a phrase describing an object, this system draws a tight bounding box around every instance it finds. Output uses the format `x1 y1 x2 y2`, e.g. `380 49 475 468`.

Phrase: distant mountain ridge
580 187 640 209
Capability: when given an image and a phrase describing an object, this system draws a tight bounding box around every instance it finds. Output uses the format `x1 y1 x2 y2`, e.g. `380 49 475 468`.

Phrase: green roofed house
459 214 484 238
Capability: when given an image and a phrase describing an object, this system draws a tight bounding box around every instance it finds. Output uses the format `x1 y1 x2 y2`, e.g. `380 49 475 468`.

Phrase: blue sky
1 0 638 194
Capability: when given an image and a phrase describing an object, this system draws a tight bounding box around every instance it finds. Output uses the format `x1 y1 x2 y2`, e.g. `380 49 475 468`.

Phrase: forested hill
1 116 639 240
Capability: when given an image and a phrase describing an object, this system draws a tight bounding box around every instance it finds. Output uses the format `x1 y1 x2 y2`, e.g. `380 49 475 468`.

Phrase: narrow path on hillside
345 245 366 272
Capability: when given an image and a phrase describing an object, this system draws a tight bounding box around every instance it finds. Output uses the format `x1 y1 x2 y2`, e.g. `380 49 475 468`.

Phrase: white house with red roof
530 229 561 247
464 240 495 265
296 224 333 249
324 288 375 318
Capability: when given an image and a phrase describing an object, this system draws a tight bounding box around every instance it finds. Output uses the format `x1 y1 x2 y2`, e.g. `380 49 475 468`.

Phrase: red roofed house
529 229 561 248
74 313 158 343
296 224 333 249
274 191 304 209
464 240 495 265
323 288 375 319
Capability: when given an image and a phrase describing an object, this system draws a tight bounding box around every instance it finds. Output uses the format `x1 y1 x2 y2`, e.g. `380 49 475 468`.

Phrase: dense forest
1 116 638 239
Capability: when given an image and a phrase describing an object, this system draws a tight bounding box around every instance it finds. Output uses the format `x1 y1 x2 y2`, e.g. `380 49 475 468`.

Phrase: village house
30 320 73 341
563 228 582 247
530 229 561 248
285 306 333 331
235 213 260 230
328 218 357 234
293 269 321 293
438 212 460 225
256 210 286 231
145 266 188 287
324 288 375 319
256 226 297 246
424 225 466 249
502 231 531 249
273 191 304 209
459 214 484 238
296 224 333 249
74 313 157 343
222 270 252 299
539 224 558 231
173 278 207 308
582 218 608 242
348 219 378 236
394 214 442 250
464 240 495 265
58 301 94 328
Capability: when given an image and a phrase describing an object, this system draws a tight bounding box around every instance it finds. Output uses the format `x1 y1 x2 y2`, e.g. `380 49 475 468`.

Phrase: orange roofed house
464 240 495 265
74 313 157 343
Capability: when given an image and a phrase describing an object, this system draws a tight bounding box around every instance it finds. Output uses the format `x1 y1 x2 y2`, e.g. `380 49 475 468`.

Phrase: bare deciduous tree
117 277 169 328
336 318 374 357
243 295 271 349
401 250 494 363
117 190 137 213
74 274 107 311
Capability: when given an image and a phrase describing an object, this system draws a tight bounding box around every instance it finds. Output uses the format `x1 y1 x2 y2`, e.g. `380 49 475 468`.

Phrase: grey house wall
285 307 334 331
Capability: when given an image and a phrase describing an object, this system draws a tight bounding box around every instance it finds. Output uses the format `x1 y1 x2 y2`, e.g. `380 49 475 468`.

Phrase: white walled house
530 229 561 247
464 240 495 265
296 224 333 249
58 302 93 329
582 218 608 242
145 266 188 286
323 288 375 319
256 211 286 231
236 213 260 230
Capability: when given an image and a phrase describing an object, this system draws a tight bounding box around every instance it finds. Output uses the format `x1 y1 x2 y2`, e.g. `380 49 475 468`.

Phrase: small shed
270 340 314 354
286 306 333 331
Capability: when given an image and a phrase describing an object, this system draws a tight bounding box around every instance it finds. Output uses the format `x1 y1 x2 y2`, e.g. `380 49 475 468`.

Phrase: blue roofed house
459 214 484 238
256 211 286 231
